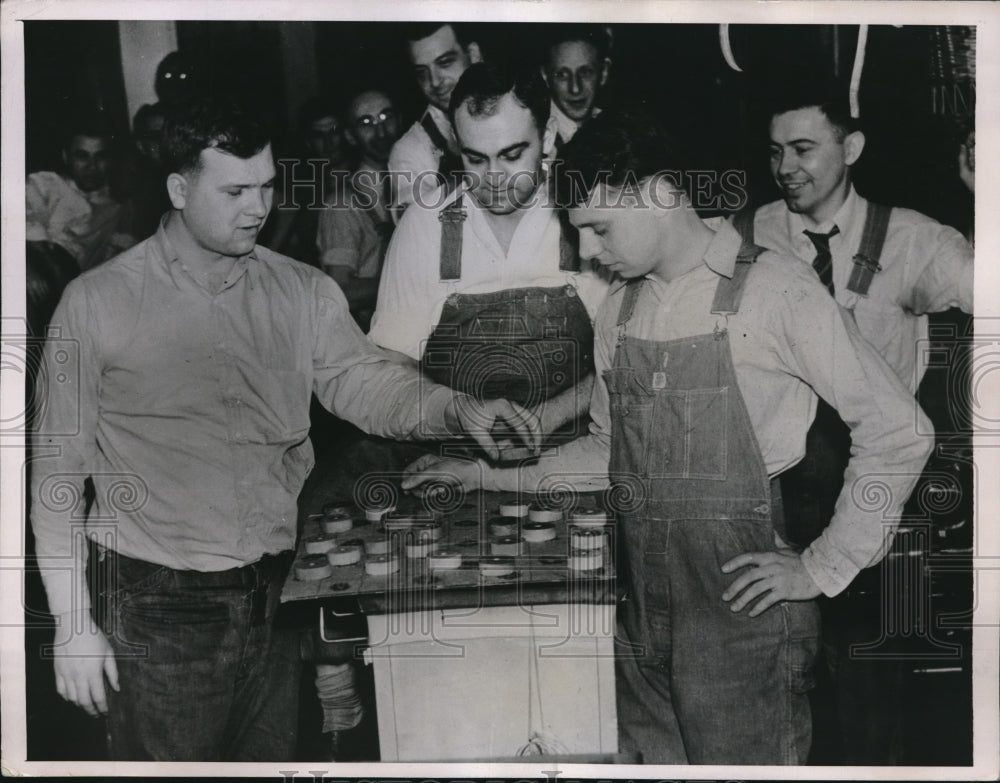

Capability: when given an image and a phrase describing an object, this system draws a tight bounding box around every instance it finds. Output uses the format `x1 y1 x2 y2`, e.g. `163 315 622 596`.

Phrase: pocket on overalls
781 599 822 693
649 387 729 480
603 367 654 475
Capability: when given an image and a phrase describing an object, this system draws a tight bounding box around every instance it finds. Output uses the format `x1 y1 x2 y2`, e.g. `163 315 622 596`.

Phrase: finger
747 592 782 618
500 401 542 453
55 671 67 702
727 576 774 612
401 471 438 491
721 550 779 573
105 654 120 692
402 454 437 476
90 674 109 716
721 567 768 601
468 427 500 462
62 672 78 709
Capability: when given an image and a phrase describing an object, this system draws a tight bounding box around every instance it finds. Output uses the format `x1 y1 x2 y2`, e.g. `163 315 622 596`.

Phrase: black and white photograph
1 1 997 779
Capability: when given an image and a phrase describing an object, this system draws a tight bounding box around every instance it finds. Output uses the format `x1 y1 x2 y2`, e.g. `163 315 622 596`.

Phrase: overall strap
615 278 645 346
421 113 452 157
846 202 891 296
558 225 581 272
438 193 467 281
711 241 766 315
731 205 757 245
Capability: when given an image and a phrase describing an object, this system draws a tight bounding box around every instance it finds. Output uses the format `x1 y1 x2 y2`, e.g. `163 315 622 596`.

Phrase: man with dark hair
539 24 612 150
317 88 400 329
731 85 974 764
30 95 538 761
260 96 350 266
403 108 932 765
26 121 136 270
370 62 609 448
124 102 172 241
388 22 481 219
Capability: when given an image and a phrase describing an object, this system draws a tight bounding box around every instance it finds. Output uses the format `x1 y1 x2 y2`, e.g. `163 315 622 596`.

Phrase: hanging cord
719 24 742 72
516 612 570 756
849 25 869 119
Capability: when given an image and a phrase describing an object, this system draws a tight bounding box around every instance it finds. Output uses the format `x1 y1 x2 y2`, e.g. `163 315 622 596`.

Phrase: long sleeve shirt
749 187 973 392
480 219 932 596
26 171 135 270
31 223 458 616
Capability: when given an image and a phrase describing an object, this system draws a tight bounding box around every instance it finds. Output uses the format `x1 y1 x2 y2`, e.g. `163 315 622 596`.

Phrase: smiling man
370 62 609 443
30 96 538 761
402 107 932 765
731 85 974 764
388 22 482 219
539 25 612 150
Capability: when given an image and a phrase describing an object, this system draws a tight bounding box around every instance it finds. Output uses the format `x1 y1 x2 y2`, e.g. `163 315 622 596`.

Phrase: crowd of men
27 21 974 766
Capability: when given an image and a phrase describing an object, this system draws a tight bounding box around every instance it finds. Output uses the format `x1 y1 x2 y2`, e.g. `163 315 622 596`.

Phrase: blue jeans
91 544 300 761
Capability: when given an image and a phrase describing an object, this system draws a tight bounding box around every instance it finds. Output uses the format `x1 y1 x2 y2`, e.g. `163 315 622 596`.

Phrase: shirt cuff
418 385 461 437
799 541 861 597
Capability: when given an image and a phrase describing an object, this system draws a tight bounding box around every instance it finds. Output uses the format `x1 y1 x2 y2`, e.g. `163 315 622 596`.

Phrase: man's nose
578 230 600 260
429 67 443 90
569 74 583 95
246 189 269 218
776 150 797 176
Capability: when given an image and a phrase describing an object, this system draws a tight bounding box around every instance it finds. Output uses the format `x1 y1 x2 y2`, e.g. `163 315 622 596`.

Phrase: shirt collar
618 218 743 299
153 215 261 290
785 184 860 238
424 104 457 150
550 101 581 145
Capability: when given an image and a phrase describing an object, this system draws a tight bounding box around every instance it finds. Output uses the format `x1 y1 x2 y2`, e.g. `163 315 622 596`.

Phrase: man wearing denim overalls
403 108 932 764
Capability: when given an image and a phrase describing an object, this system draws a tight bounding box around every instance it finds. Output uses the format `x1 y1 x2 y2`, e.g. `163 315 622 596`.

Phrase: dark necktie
803 226 840 296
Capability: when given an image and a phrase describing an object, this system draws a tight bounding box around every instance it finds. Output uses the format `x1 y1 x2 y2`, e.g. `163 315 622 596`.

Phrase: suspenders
437 193 582 281
731 202 892 296
616 240 765 336
420 113 464 180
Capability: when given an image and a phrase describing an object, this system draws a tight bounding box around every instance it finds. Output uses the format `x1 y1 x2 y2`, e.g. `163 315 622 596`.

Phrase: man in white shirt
370 62 609 440
732 85 973 764
27 124 136 270
387 23 481 220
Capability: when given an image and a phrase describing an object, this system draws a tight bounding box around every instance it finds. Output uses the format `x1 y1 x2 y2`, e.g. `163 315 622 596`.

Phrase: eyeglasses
355 110 397 129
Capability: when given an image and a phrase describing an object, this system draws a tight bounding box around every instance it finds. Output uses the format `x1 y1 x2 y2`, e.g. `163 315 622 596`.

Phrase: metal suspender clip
438 205 468 223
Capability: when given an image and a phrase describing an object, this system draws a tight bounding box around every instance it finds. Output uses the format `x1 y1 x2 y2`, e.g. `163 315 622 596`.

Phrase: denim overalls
608 243 821 765
421 193 594 415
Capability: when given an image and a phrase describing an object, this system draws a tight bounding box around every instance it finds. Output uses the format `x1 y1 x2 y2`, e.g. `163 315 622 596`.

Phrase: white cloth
25 171 134 269
748 187 973 392
368 183 610 361
387 105 458 220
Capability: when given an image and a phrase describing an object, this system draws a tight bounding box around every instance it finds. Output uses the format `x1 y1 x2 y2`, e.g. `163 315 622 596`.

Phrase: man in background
317 88 400 330
26 121 136 270
388 22 481 219
539 24 612 151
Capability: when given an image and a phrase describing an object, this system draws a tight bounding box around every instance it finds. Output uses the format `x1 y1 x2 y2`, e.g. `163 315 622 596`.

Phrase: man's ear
599 57 612 87
844 130 865 166
540 64 550 87
344 128 359 147
166 172 188 210
467 41 483 64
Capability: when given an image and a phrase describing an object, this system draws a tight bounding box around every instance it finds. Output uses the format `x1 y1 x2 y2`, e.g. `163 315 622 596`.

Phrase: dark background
19 19 976 764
